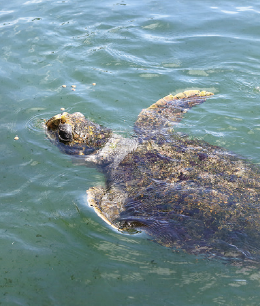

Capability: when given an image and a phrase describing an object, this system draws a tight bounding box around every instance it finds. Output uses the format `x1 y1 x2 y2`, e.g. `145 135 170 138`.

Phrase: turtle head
45 112 112 155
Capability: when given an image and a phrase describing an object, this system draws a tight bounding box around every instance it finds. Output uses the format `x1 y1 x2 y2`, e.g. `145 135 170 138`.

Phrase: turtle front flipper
134 90 214 136
87 186 128 231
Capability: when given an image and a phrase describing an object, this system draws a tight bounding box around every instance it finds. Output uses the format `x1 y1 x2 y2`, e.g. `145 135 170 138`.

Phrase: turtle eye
58 123 73 142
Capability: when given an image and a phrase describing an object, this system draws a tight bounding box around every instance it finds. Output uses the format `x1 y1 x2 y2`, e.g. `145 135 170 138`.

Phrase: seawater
1 0 260 305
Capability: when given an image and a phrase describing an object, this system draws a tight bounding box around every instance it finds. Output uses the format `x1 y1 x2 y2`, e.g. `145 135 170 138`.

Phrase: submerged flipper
134 90 214 135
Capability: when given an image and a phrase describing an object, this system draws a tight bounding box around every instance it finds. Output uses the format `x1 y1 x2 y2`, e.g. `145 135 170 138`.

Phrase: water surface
1 0 260 305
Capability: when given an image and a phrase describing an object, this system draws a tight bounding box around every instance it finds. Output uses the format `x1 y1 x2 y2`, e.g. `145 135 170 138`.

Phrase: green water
1 0 260 305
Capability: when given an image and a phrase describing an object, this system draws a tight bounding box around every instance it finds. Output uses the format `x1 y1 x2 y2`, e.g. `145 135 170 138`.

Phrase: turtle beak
45 112 71 130
46 112 74 142
45 114 62 129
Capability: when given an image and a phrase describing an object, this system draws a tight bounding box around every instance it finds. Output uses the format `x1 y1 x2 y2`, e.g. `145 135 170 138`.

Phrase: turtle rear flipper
134 90 214 136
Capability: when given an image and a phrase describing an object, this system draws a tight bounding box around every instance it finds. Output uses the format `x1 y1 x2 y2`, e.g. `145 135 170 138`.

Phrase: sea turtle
45 90 260 263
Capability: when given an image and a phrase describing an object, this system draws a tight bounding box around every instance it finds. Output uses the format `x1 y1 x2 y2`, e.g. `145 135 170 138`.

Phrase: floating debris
14 136 19 140
92 83 96 86
60 108 65 111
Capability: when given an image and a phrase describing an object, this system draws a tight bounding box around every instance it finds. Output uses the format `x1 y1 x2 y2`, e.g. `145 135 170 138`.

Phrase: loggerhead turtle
45 90 260 263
